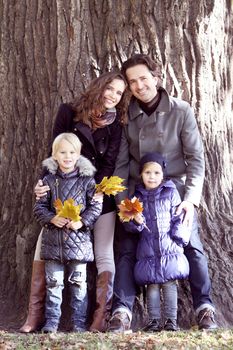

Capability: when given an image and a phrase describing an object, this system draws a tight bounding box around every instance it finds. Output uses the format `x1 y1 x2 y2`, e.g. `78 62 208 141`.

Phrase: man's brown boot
89 271 114 332
19 260 46 333
197 308 218 330
107 311 132 334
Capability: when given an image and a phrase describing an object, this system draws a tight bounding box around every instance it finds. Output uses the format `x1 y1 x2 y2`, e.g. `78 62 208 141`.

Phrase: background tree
0 0 232 330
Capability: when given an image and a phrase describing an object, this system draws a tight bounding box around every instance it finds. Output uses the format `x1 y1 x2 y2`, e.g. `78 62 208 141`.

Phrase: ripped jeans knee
68 262 87 301
45 260 64 288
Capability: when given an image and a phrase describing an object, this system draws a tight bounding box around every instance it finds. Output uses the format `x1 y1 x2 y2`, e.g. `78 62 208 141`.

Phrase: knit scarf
91 108 117 129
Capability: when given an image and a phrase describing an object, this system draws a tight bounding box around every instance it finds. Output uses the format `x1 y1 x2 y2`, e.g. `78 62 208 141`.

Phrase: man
108 54 217 332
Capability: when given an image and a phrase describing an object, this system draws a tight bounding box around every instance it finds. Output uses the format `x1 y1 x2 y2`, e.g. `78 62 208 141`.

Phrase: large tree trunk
0 0 232 330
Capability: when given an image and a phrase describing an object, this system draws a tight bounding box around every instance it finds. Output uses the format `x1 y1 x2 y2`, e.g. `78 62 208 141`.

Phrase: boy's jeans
147 281 177 320
45 260 87 329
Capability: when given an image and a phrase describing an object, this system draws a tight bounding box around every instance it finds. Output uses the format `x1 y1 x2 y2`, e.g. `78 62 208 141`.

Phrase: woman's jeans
147 281 177 320
44 260 87 329
112 211 214 318
93 211 116 274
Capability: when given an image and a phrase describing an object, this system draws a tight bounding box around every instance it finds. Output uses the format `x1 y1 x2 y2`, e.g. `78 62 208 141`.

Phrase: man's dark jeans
112 211 213 314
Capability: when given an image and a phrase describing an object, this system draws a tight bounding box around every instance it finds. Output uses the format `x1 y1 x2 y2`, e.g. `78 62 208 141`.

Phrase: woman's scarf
91 108 117 129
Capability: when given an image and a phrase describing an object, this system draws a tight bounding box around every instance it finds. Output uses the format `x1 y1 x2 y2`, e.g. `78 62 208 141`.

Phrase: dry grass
0 329 233 350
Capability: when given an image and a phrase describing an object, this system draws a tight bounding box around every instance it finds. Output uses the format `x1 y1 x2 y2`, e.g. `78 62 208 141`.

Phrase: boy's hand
134 213 144 225
66 220 83 231
50 215 69 228
35 179 50 200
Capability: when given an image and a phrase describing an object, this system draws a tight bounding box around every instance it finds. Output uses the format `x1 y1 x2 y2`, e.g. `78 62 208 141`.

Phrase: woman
20 71 129 333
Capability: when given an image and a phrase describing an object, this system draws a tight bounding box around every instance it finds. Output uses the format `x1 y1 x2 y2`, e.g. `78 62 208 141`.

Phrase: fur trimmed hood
42 155 96 176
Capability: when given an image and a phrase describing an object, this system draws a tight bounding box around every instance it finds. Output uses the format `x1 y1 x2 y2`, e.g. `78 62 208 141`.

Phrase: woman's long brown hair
72 71 130 126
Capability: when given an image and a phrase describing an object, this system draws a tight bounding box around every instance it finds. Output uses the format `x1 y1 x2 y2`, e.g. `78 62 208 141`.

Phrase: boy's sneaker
164 319 178 331
107 312 132 334
143 319 161 332
72 325 86 332
41 322 58 333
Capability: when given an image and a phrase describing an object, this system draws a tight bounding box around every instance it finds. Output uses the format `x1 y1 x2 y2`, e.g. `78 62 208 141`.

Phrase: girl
34 133 102 332
123 152 190 332
20 72 129 333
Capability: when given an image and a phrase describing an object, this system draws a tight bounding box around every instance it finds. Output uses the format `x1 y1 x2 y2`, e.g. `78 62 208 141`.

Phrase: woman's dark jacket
124 180 190 285
34 156 103 263
52 103 123 214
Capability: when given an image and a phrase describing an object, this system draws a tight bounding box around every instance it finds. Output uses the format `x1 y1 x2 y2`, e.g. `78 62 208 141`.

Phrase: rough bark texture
0 0 232 330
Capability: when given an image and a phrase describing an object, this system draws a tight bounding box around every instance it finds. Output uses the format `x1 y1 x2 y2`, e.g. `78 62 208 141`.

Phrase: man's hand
176 201 194 228
50 215 69 228
35 179 50 200
66 220 83 231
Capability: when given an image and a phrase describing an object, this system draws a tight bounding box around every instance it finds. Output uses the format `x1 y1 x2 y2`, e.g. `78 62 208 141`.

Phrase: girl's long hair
71 71 130 126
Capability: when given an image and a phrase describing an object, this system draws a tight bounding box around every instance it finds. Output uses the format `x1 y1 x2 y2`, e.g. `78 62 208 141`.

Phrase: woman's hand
50 215 69 228
93 191 104 203
66 220 83 231
35 179 50 200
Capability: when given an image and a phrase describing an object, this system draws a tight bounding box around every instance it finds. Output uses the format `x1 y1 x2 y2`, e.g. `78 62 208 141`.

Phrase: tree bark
0 0 232 330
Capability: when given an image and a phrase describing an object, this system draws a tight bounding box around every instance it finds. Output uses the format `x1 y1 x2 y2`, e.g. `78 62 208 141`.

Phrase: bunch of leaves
95 176 126 196
118 196 143 222
54 198 82 222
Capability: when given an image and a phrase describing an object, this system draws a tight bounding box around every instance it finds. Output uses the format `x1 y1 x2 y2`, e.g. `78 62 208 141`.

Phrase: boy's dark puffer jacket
34 156 102 263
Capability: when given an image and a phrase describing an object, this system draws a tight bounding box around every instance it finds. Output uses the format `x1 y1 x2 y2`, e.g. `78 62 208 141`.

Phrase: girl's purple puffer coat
124 180 190 286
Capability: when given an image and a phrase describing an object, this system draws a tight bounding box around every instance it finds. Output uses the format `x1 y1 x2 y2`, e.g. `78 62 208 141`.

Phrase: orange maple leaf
118 196 143 222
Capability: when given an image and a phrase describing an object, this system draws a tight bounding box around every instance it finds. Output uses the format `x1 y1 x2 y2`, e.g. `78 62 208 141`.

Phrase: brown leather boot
19 260 46 333
89 271 114 332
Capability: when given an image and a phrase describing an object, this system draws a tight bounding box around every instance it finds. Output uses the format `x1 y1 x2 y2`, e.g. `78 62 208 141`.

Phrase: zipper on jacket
59 229 64 264
54 177 64 263
55 178 59 200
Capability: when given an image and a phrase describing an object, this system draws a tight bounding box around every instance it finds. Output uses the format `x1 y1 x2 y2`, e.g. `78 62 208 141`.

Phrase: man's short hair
121 54 161 80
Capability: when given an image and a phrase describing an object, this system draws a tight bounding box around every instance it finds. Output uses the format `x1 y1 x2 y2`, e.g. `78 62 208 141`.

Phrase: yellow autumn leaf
118 196 143 222
54 198 82 222
95 176 126 196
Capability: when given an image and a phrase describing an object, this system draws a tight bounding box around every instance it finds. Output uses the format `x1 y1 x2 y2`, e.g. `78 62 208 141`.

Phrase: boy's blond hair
52 133 82 157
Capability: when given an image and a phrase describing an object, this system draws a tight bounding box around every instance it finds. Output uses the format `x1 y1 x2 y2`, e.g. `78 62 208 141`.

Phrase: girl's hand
35 179 50 200
93 191 104 203
66 220 83 231
50 215 69 228
134 213 144 225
